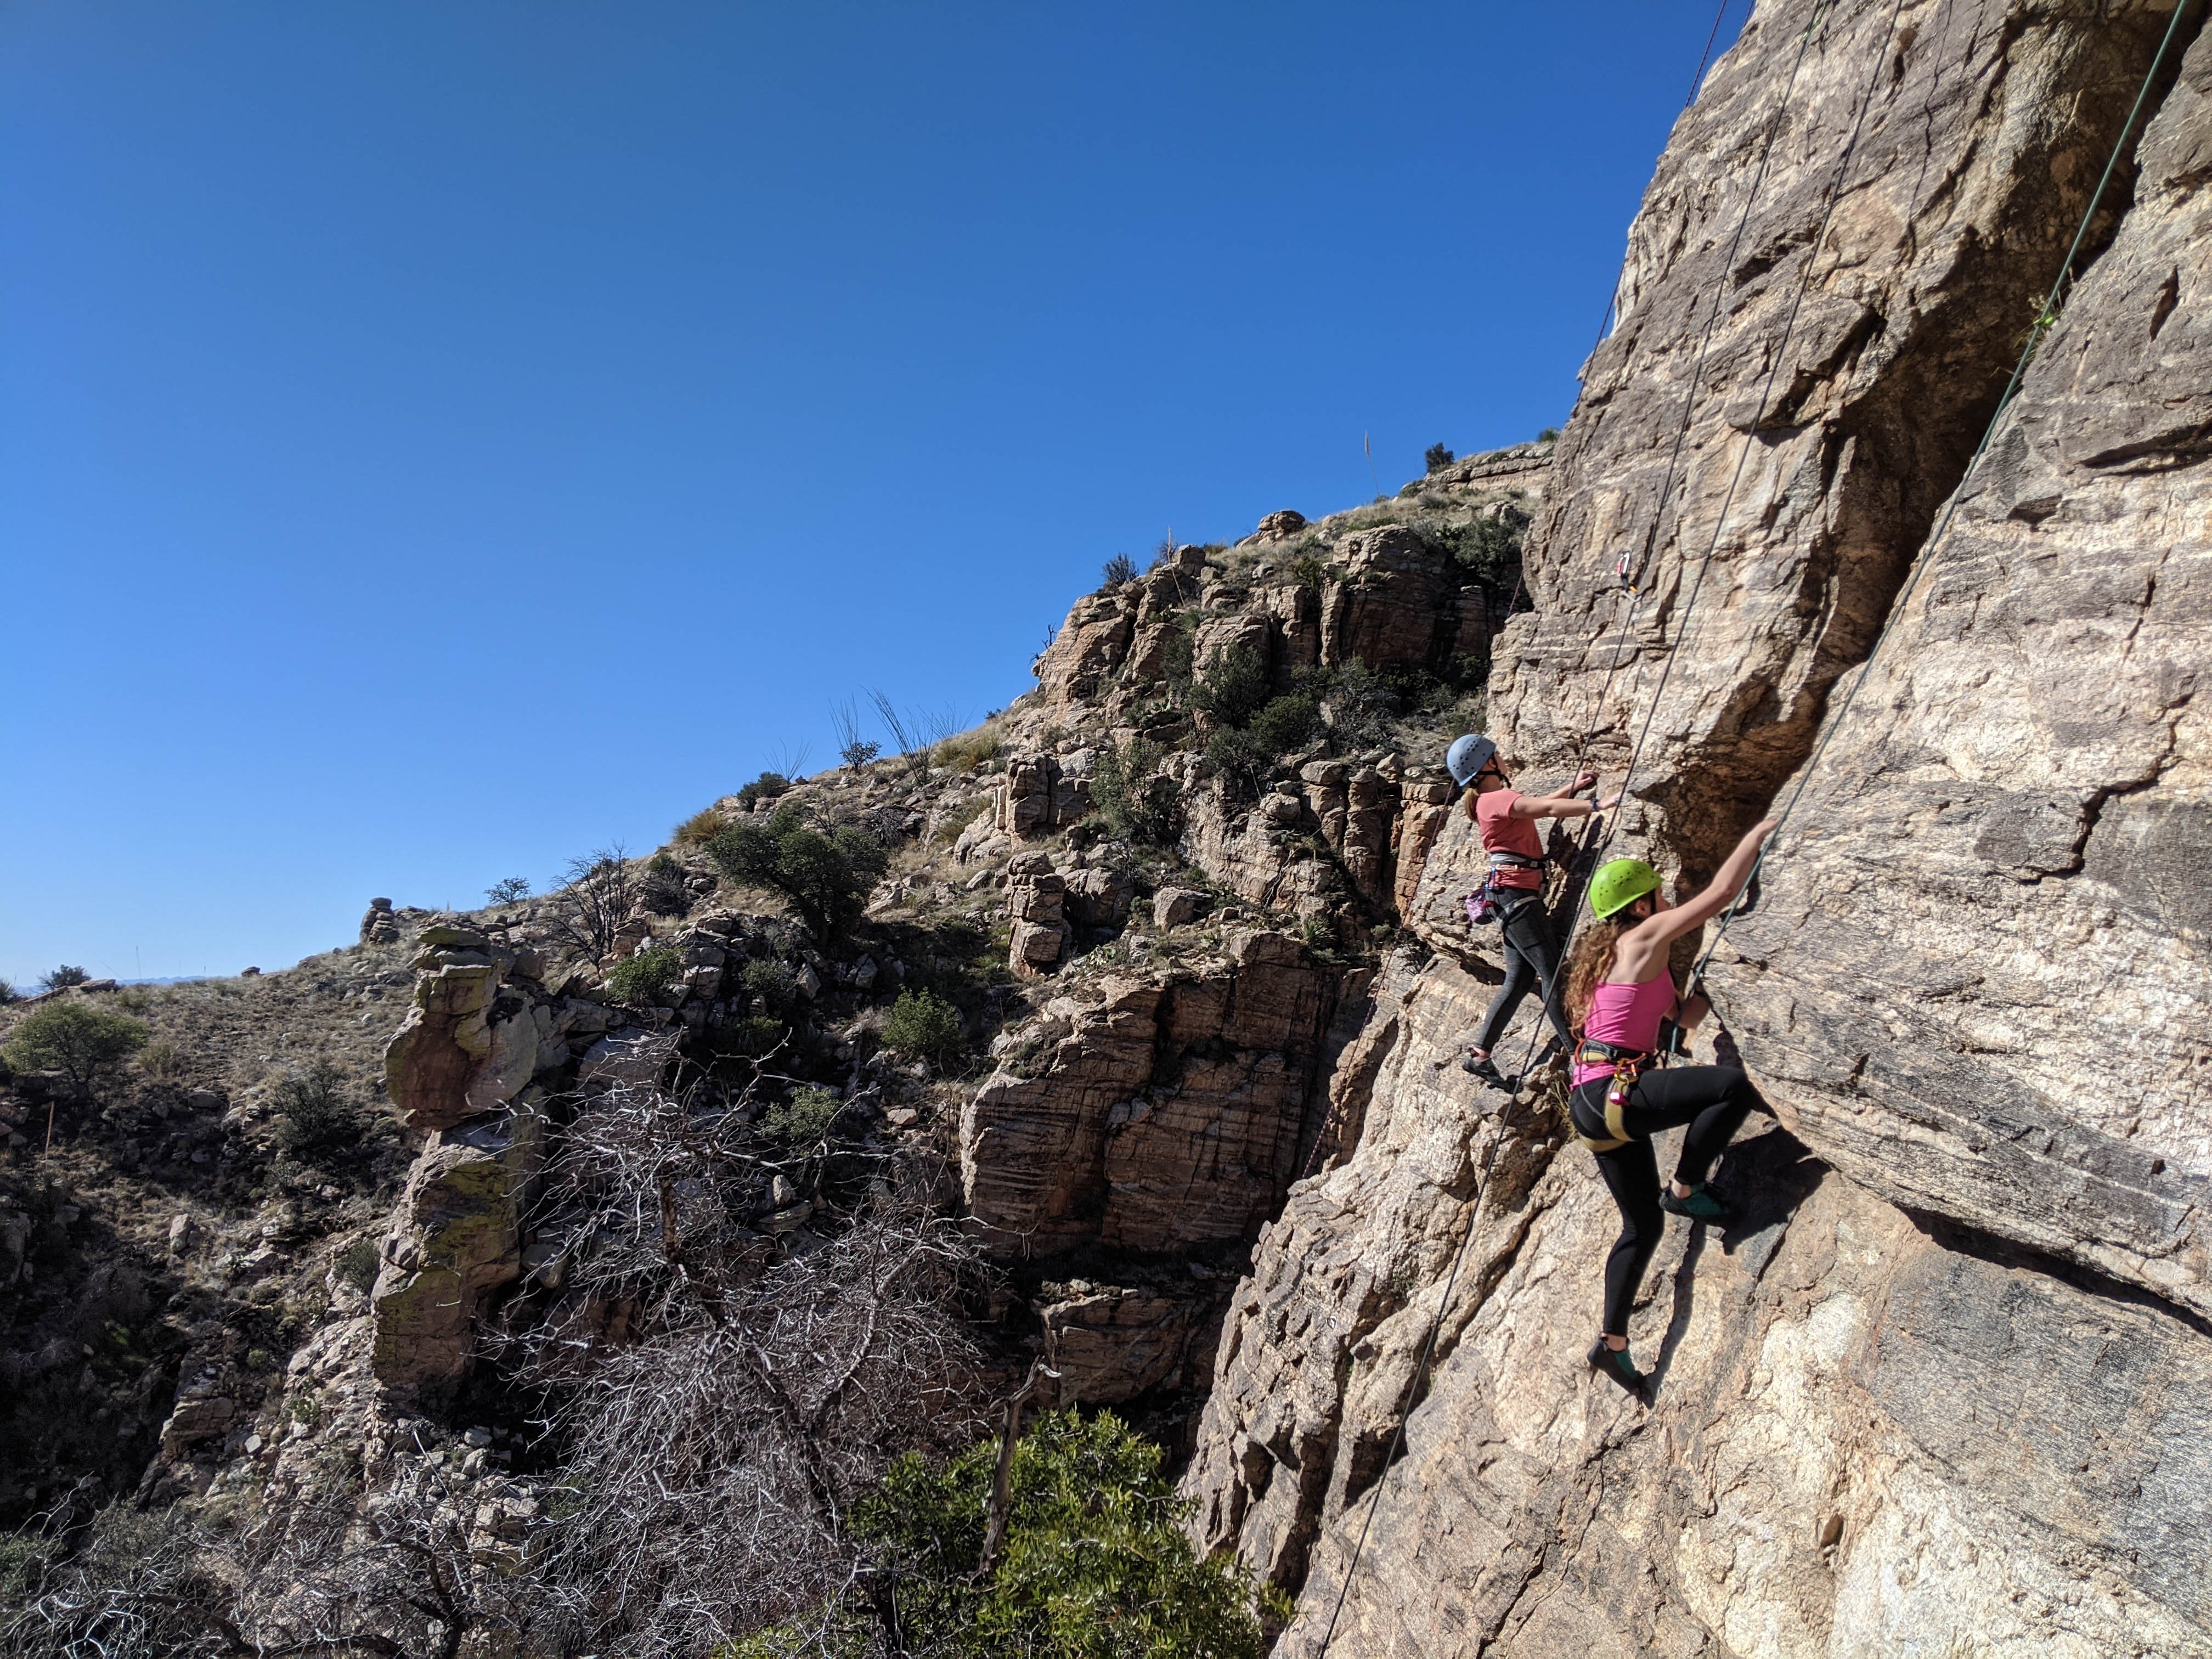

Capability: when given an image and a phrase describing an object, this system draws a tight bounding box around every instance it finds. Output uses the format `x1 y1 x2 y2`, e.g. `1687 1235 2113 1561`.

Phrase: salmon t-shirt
1474 791 1545 890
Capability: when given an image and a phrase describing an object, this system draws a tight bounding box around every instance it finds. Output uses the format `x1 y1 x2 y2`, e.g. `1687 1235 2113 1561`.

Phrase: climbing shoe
1587 1337 1646 1397
1660 1183 1734 1223
1460 1052 1516 1093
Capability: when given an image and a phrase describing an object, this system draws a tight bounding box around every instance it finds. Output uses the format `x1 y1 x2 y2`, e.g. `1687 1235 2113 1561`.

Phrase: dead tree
542 845 640 967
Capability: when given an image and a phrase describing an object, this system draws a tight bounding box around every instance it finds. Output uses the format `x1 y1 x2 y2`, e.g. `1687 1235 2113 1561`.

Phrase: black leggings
1573 1065 1762 1338
1473 895 1575 1054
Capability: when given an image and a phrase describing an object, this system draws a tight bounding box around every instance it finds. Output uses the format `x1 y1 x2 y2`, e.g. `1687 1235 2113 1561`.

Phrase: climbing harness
1462 852 1547 927
1567 1040 1649 1153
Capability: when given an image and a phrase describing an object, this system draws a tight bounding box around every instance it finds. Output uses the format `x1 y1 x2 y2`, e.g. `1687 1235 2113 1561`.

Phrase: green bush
741 958 803 1020
880 989 963 1065
1537 425 1560 442
605 945 684 1007
337 1238 382 1292
0 979 16 1005
1088 738 1180 847
274 1057 364 1160
759 1084 843 1146
1101 552 1138 587
736 771 793 811
1 1001 148 1093
1188 644 1272 730
708 806 888 932
1425 442 1454 472
751 1409 1283 1658
40 966 89 991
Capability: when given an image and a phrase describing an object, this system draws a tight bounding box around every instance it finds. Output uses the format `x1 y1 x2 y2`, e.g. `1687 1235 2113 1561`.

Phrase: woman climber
1445 732 1619 1092
1563 817 1777 1398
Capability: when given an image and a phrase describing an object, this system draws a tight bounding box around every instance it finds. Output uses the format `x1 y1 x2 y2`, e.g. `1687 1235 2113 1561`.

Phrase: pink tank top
1572 975 1678 1086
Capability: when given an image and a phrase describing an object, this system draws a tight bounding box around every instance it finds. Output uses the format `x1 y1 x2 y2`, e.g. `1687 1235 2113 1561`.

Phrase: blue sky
1 1 1743 986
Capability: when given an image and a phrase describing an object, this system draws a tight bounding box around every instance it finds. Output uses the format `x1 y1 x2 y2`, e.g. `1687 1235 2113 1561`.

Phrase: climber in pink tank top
1559 815 1778 1401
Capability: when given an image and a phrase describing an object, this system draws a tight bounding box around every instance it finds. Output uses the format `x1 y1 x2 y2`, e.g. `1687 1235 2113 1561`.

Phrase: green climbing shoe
1660 1183 1734 1223
1587 1336 1646 1397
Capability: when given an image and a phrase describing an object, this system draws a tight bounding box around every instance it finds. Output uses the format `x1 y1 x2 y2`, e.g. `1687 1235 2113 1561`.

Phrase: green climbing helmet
1589 858 1663 919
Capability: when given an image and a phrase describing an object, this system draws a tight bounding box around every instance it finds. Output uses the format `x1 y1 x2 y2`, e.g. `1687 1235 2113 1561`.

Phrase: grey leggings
1473 894 1576 1054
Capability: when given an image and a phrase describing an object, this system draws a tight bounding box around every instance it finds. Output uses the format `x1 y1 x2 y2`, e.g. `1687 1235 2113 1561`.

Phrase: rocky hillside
1185 3 2212 1656
1 431 1548 1647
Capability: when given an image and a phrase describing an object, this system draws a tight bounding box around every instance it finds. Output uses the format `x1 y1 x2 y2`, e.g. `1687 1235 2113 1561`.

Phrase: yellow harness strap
1572 1043 1643 1153
1575 1087 1634 1154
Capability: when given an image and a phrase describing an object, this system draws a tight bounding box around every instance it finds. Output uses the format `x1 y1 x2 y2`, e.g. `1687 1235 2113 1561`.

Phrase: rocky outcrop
368 1103 545 1396
960 932 1338 1259
1187 3 2212 1654
382 924 541 1132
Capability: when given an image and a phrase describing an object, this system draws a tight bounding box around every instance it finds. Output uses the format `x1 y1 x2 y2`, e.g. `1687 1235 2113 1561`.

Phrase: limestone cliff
1186 2 2212 1655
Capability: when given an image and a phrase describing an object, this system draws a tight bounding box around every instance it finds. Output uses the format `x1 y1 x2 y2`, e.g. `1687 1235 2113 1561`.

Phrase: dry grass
673 806 730 846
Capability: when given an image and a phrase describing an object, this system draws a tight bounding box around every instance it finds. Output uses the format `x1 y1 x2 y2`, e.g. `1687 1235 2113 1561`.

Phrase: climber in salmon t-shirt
1445 733 1620 1093
1561 817 1777 1400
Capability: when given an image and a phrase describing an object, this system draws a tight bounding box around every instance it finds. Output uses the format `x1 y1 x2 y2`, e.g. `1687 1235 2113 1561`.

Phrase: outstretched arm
1508 770 1626 820
1612 819 1779 978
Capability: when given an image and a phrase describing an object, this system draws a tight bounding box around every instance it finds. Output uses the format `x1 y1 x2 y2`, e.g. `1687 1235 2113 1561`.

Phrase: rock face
1715 17 2212 1321
1184 4 2212 1654
960 932 1338 1258
369 1104 544 1397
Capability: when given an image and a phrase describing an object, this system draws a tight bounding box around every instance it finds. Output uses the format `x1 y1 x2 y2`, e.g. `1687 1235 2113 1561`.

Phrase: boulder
368 1104 545 1397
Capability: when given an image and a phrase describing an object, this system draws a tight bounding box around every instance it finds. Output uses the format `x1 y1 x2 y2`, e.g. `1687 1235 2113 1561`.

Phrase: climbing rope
1314 4 1859 1647
1686 0 2202 989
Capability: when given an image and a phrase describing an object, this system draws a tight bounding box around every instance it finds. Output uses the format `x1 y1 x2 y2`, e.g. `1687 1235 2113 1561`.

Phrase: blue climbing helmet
1446 733 1499 788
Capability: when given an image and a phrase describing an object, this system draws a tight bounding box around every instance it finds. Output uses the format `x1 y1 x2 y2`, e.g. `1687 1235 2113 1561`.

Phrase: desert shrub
1 1002 148 1093
1158 610 1199 697
881 989 963 1065
1249 689 1320 754
1425 442 1454 472
759 1084 843 1147
1288 551 1326 591
0 979 14 1005
40 966 89 991
138 1040 184 1084
775 1409 1285 1659
708 806 889 932
485 876 532 905
1188 644 1272 730
274 1057 364 1160
736 771 793 811
1088 738 1180 847
640 853 695 918
337 1239 382 1293
741 959 803 1020
675 807 729 846
605 945 684 1008
1537 425 1560 442
1101 552 1138 588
